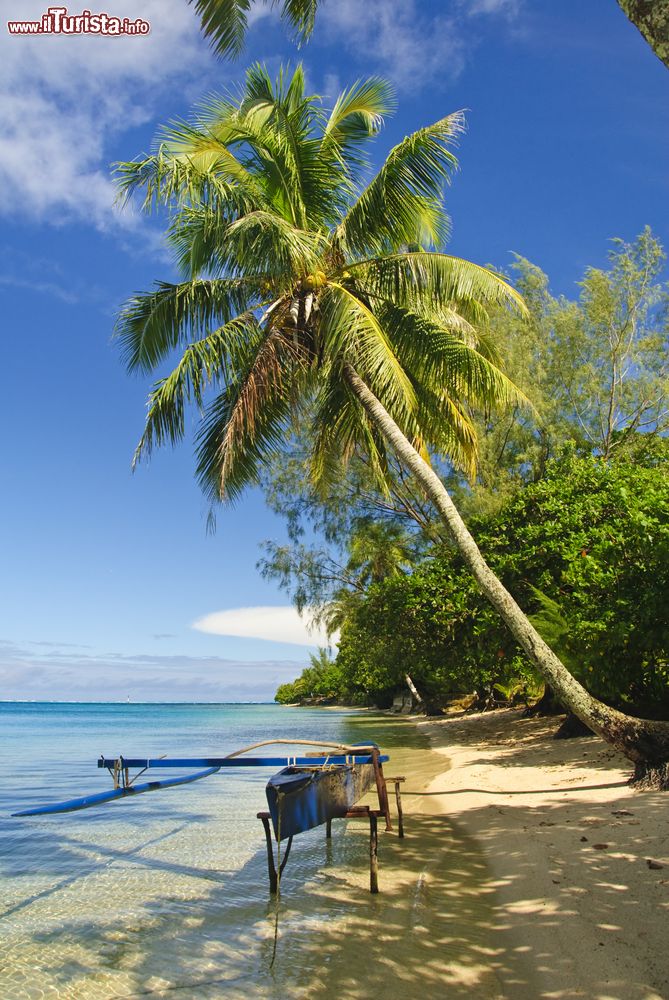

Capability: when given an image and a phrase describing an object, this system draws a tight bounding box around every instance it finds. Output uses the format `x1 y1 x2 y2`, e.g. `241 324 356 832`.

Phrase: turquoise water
0 702 430 999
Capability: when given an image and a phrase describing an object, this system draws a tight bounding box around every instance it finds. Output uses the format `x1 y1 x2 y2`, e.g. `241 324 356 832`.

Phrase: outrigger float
12 740 405 893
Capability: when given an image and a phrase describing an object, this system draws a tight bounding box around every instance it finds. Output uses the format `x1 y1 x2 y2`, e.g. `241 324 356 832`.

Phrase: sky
0 0 667 701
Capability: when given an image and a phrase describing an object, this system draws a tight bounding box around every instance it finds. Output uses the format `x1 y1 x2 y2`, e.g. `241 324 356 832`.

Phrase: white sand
409 708 669 1000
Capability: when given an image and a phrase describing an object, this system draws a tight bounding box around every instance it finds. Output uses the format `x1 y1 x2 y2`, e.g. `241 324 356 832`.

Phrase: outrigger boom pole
98 754 386 770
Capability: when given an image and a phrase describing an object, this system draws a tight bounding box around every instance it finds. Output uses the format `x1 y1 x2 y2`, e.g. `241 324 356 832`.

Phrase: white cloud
0 0 525 228
246 0 278 28
318 0 523 90
0 0 220 229
192 606 337 647
320 0 466 89
461 0 520 17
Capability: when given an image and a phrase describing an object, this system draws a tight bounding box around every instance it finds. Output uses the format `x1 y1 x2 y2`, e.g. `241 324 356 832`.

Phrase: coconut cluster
301 270 327 291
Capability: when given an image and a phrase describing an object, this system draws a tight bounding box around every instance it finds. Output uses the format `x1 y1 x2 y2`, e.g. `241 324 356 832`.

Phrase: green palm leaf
190 0 321 57
133 312 261 463
190 0 253 58
322 78 395 168
116 278 264 373
319 282 416 421
352 252 528 318
338 113 465 255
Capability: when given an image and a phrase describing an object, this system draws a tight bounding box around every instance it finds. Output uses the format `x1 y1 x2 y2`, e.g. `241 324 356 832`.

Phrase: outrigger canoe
12 739 400 896
11 740 388 832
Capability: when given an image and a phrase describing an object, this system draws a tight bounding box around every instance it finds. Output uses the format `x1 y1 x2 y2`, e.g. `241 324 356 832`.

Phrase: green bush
333 453 669 711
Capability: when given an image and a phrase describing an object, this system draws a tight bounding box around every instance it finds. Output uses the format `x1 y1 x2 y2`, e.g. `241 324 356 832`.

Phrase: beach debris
580 836 588 842
646 859 663 870
592 843 609 850
611 810 634 817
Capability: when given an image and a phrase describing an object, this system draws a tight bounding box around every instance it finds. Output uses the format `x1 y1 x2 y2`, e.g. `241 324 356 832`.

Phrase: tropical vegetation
276 451 669 717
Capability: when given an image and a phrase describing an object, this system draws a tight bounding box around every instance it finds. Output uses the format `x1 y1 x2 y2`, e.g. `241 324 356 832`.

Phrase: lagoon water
0 702 448 999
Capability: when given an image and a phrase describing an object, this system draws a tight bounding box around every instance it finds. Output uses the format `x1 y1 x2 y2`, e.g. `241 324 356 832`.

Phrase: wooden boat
266 759 376 840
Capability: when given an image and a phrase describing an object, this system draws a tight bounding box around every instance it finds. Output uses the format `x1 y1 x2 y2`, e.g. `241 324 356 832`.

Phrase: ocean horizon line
0 699 278 705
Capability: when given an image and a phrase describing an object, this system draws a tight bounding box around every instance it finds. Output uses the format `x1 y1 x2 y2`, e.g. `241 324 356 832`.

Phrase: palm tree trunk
405 673 425 707
616 1 669 70
344 363 669 788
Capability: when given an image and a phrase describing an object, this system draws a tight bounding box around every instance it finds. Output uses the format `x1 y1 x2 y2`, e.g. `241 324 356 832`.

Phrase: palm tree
116 64 669 786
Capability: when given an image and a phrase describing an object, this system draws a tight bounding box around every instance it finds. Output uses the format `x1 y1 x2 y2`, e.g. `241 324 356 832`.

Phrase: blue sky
0 0 667 701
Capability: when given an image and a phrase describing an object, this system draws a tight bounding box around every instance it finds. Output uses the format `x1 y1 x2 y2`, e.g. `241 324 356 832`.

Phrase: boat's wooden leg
279 836 292 877
385 777 406 838
372 750 392 832
257 811 278 894
395 782 404 838
326 818 332 839
369 812 379 894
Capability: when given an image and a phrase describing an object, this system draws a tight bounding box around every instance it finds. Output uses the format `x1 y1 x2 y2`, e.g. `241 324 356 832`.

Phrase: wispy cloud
318 0 523 90
192 606 336 648
0 638 305 701
319 0 465 89
460 0 521 17
0 0 220 230
0 0 525 231
0 273 79 304
0 244 113 304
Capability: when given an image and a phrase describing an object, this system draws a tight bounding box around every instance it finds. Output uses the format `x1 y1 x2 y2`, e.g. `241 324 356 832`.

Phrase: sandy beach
405 708 669 1000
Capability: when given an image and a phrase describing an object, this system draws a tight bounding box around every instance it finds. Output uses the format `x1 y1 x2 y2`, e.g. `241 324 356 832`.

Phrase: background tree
275 647 342 704
258 438 440 631
463 232 668 509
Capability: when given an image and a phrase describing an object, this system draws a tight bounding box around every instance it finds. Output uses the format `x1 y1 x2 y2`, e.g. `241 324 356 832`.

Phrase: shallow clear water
1 703 451 999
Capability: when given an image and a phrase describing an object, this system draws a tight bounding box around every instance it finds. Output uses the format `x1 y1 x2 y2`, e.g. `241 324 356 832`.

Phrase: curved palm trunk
617 1 669 70
344 364 669 788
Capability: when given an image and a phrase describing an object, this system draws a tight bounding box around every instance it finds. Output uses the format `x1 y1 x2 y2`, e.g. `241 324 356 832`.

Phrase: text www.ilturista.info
7 7 150 35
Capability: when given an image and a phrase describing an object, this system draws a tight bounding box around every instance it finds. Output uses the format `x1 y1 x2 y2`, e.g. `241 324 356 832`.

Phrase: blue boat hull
266 764 375 840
